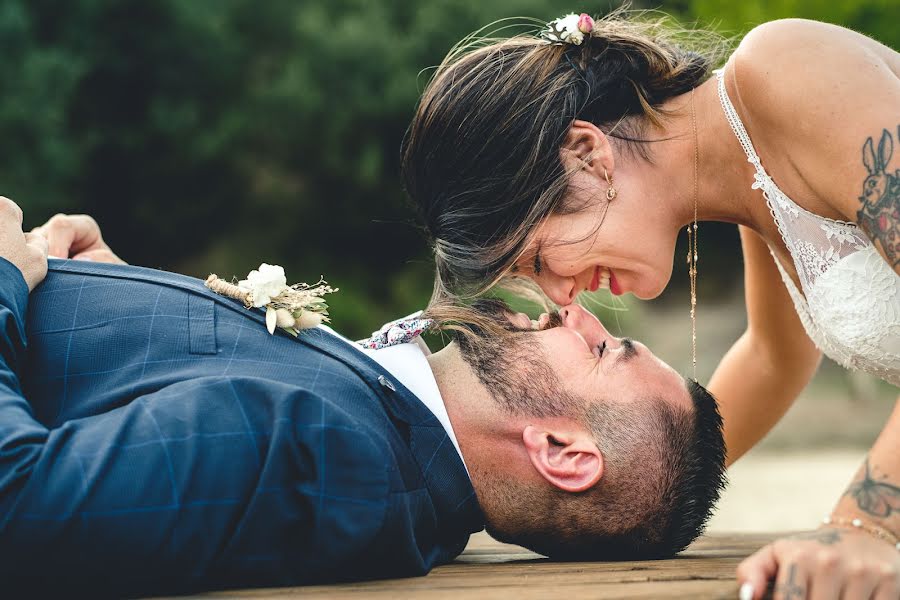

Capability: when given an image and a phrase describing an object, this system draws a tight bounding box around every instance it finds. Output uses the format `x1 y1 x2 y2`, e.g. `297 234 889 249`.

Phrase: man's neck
426 344 527 470
426 344 492 434
426 344 549 511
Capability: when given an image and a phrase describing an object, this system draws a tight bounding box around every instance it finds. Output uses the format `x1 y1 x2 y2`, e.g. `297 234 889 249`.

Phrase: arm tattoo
776 564 805 600
846 457 900 519
857 125 900 268
789 529 843 545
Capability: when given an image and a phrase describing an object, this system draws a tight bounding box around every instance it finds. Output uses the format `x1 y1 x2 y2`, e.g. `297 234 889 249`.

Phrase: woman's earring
604 169 617 201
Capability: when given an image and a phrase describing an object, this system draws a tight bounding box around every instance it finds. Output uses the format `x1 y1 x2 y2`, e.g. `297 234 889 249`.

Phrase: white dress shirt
318 325 468 473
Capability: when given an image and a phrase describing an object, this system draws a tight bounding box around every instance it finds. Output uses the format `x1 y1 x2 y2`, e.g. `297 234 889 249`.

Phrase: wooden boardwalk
184 532 779 599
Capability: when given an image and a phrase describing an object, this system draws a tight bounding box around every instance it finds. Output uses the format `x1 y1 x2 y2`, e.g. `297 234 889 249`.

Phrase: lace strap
715 69 766 174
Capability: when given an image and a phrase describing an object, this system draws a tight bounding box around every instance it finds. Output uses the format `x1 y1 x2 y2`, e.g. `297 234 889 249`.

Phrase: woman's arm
738 399 900 600
834 406 900 536
724 21 900 598
707 226 821 465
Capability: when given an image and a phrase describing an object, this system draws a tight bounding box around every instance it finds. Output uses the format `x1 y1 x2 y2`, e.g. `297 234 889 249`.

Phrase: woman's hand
32 213 126 264
738 527 900 600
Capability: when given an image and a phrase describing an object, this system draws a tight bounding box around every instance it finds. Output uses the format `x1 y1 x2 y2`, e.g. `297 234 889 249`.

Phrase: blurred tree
0 0 894 337
688 0 898 50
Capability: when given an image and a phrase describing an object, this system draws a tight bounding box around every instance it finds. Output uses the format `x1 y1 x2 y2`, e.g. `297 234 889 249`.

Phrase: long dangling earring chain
688 88 700 378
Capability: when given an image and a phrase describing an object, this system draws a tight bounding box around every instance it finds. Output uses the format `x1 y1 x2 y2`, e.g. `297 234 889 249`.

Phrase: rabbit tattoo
857 125 900 267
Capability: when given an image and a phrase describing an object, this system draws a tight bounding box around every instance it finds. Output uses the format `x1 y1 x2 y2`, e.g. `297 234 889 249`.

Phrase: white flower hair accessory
542 12 595 46
206 263 337 336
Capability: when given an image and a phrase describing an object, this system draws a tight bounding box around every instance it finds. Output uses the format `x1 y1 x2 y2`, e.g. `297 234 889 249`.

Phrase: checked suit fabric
0 258 483 595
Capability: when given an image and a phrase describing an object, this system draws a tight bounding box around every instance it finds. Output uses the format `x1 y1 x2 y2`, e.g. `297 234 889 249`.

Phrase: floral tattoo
857 125 900 267
847 458 900 519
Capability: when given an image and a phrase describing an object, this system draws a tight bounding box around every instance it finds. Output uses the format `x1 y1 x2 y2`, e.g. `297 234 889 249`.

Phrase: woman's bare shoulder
729 19 898 121
727 19 899 224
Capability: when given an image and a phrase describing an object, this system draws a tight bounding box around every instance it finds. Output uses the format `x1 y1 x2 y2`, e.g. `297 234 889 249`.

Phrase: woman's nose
539 272 577 306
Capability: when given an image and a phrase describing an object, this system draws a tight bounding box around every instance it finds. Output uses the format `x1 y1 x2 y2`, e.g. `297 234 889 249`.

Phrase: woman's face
516 168 679 305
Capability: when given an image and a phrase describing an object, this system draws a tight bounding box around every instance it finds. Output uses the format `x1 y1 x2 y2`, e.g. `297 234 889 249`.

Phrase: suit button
378 375 396 392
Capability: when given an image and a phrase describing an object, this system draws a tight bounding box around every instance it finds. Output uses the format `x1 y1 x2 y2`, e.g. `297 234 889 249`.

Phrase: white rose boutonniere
238 263 288 307
206 263 337 336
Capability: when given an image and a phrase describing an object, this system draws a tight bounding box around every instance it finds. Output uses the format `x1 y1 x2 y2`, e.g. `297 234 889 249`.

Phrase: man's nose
559 304 612 348
559 304 588 330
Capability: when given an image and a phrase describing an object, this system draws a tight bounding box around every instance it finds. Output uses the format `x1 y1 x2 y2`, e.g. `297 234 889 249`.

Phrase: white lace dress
716 70 900 387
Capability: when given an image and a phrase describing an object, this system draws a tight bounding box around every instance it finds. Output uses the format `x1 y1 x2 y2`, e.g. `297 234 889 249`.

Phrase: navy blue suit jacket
0 258 482 594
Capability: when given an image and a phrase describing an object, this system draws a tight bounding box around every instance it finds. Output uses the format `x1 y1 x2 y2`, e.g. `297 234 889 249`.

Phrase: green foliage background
3 0 897 338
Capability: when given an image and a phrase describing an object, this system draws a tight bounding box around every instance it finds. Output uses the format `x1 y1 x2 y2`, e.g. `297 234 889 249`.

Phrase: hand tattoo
789 529 843 545
847 458 900 518
776 564 805 600
857 125 900 267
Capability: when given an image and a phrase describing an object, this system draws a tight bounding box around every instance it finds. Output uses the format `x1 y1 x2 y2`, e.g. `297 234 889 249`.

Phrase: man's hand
737 527 900 599
32 213 125 264
0 197 48 291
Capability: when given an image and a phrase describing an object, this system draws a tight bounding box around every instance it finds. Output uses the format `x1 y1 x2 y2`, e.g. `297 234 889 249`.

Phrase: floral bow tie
359 311 434 350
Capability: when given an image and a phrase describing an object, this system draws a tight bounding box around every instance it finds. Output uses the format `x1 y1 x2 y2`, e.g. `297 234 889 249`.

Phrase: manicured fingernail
738 582 754 600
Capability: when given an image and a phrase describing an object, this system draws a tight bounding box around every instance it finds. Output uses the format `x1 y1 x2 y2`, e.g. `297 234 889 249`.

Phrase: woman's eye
533 253 543 276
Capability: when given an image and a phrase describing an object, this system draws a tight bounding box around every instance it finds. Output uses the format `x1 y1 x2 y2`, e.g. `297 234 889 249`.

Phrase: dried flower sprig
206 263 337 336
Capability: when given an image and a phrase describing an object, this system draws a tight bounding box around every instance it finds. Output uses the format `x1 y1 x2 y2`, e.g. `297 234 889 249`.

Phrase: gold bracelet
823 515 900 551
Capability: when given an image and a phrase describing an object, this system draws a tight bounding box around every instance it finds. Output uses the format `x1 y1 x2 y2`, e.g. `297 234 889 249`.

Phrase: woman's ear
560 119 615 180
522 424 604 493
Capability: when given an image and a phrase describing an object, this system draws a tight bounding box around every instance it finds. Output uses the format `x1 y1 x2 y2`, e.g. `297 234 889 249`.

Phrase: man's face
504 304 691 410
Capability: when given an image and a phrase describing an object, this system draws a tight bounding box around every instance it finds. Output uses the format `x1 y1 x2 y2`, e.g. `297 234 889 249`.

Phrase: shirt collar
318 325 468 474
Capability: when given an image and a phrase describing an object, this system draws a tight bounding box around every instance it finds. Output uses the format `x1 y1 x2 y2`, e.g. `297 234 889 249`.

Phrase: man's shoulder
45 259 209 294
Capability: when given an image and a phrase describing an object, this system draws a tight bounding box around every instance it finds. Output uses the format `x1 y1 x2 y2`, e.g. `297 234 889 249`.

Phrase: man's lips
589 267 601 292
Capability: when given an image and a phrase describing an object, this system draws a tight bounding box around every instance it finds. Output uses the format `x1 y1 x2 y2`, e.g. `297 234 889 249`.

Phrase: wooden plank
168 532 781 600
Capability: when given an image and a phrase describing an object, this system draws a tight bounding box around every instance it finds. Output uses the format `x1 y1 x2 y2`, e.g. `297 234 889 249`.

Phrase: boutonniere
206 263 337 336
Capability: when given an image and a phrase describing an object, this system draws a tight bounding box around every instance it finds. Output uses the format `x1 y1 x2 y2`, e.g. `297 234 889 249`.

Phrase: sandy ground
706 449 867 532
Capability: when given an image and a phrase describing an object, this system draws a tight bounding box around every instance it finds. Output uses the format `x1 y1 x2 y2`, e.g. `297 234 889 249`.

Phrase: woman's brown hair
402 8 726 332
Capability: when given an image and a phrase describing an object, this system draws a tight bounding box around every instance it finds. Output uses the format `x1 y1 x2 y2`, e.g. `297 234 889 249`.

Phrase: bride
401 10 899 600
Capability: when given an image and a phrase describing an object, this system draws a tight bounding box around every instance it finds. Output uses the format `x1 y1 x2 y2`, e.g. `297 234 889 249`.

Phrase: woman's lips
609 269 623 296
589 267 601 292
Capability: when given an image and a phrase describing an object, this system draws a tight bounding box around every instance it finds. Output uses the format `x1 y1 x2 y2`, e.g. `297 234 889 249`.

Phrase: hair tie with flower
541 12 595 45
206 263 337 336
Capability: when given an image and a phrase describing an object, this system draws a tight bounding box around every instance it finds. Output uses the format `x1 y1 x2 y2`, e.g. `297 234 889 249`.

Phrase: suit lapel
407 419 484 539
297 329 484 537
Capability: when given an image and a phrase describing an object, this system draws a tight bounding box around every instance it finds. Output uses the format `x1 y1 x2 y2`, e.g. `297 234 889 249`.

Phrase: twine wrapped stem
205 275 253 308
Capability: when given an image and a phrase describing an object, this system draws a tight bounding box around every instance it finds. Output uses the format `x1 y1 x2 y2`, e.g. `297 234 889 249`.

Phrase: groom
0 200 726 595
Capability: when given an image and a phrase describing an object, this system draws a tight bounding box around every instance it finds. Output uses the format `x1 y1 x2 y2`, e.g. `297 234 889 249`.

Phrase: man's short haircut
450 300 727 560
525 380 728 560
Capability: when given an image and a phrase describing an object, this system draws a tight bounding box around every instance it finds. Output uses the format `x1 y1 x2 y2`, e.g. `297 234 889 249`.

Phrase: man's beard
454 300 576 418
